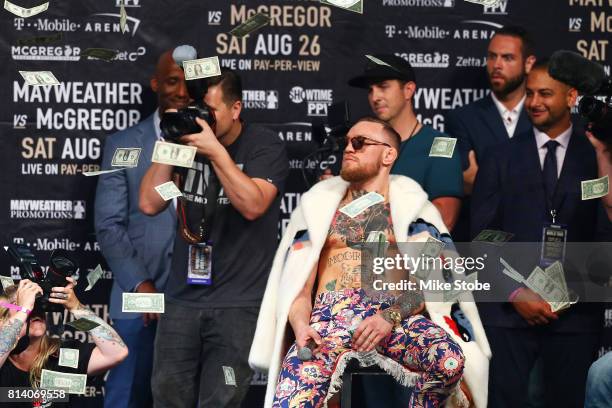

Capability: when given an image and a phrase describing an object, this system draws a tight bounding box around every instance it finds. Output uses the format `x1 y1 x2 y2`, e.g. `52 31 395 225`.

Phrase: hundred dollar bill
4 0 48 18
122 293 165 313
81 48 119 62
183 56 221 81
581 175 609 200
111 147 141 167
85 264 104 292
40 369 86 394
119 0 128 33
83 168 125 177
474 229 514 245
429 137 457 158
66 317 100 332
154 181 183 201
19 70 60 86
152 141 196 168
0 275 14 292
59 348 79 369
339 192 384 218
320 0 363 14
17 32 62 46
229 12 270 38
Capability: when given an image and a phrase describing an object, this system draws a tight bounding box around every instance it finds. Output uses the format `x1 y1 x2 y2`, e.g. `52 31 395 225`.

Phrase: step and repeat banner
0 0 610 406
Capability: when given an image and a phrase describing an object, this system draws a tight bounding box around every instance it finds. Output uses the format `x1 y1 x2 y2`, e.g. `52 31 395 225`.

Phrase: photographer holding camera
139 66 289 407
0 278 128 407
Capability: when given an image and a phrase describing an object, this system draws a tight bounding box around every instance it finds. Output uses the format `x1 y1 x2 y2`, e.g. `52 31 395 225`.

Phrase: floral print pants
273 289 465 408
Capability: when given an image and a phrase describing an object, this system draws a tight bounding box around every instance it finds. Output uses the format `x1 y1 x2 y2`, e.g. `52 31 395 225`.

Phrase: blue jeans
104 317 157 408
585 352 612 408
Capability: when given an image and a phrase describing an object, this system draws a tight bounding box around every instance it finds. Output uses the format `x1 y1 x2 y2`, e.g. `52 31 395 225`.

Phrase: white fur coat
249 175 491 407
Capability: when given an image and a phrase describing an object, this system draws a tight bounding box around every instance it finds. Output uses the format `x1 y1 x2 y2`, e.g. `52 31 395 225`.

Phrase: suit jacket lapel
555 132 582 212
515 106 531 136
479 95 509 143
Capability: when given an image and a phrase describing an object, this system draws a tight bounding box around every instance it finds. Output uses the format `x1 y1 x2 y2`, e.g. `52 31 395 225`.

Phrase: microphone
172 45 197 67
548 50 607 94
297 339 318 361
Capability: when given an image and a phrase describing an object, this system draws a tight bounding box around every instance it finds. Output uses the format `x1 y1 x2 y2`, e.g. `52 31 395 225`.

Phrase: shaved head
150 49 189 113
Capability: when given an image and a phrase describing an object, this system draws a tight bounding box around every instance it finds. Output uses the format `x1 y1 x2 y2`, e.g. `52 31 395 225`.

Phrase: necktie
542 140 559 203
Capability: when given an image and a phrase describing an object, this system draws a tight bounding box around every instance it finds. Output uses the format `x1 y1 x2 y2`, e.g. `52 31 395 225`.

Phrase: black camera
578 78 612 142
159 45 217 143
7 245 78 312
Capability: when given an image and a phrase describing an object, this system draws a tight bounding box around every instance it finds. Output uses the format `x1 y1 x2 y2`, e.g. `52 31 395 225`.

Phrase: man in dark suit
445 26 535 241
471 59 603 407
94 50 186 408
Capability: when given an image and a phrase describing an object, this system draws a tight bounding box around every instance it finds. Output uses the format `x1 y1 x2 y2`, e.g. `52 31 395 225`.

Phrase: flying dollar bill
66 317 100 332
111 148 141 167
81 48 119 62
119 0 128 33
4 0 48 18
183 56 221 81
59 348 79 369
339 192 384 218
0 275 14 292
229 12 270 38
40 369 87 394
151 141 196 168
429 137 457 158
85 264 104 292
155 181 183 201
83 168 125 177
19 70 60 86
474 229 514 245
463 0 502 6
320 0 363 14
581 175 609 200
122 293 165 313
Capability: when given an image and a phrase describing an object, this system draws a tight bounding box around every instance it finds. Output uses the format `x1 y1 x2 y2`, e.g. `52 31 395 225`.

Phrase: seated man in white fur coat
249 117 491 408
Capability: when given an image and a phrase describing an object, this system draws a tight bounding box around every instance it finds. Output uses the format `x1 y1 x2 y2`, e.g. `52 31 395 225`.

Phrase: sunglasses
346 136 391 151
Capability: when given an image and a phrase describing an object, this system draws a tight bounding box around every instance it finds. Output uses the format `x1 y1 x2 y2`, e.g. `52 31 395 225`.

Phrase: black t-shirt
167 122 289 308
0 340 95 408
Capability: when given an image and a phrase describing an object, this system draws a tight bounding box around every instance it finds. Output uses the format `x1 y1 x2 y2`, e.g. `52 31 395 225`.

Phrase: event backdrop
0 0 610 406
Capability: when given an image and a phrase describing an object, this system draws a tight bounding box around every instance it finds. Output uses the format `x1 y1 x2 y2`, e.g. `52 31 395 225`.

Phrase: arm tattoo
72 305 126 348
390 290 424 320
0 319 24 355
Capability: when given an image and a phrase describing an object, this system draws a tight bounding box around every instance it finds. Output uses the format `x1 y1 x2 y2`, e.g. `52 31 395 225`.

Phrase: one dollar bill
429 137 457 158
320 0 363 14
155 181 183 201
122 293 165 313
19 70 59 86
40 369 86 394
4 0 48 18
85 264 104 292
81 48 119 62
66 317 100 332
83 168 125 177
152 141 196 168
229 12 270 38
111 147 141 167
59 348 79 369
339 192 384 218
183 56 221 81
581 175 609 200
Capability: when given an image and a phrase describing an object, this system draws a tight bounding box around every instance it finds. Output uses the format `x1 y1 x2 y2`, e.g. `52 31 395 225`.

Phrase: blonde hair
0 285 61 387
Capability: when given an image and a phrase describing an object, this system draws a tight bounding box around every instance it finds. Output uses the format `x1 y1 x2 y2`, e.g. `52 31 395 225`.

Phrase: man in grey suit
94 50 188 408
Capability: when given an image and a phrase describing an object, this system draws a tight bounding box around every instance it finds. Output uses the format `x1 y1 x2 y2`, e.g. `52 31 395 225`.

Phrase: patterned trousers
273 289 465 408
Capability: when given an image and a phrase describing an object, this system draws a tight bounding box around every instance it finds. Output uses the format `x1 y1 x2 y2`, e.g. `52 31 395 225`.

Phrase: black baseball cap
348 54 417 89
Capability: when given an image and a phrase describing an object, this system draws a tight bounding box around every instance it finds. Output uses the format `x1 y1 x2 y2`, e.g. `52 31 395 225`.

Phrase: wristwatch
381 308 402 327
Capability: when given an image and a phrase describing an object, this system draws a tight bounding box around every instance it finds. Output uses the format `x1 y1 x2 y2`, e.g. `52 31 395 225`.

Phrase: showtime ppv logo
242 90 279 109
289 86 333 117
483 0 508 15
10 200 86 220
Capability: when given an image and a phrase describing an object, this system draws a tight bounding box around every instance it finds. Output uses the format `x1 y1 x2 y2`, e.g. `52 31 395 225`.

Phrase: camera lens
579 97 606 122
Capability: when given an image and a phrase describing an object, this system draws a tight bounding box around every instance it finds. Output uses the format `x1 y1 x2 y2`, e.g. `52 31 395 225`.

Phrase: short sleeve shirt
0 340 95 408
167 122 290 308
391 125 463 200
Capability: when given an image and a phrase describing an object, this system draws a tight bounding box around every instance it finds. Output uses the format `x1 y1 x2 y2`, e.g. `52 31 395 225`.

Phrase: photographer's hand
179 117 225 159
15 279 43 312
49 277 80 311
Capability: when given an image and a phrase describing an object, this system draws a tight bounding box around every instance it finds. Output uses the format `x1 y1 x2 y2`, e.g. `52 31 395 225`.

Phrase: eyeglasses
346 136 392 151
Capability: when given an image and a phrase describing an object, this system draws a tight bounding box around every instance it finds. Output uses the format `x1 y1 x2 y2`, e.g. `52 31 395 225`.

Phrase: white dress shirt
491 93 526 138
534 125 572 178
